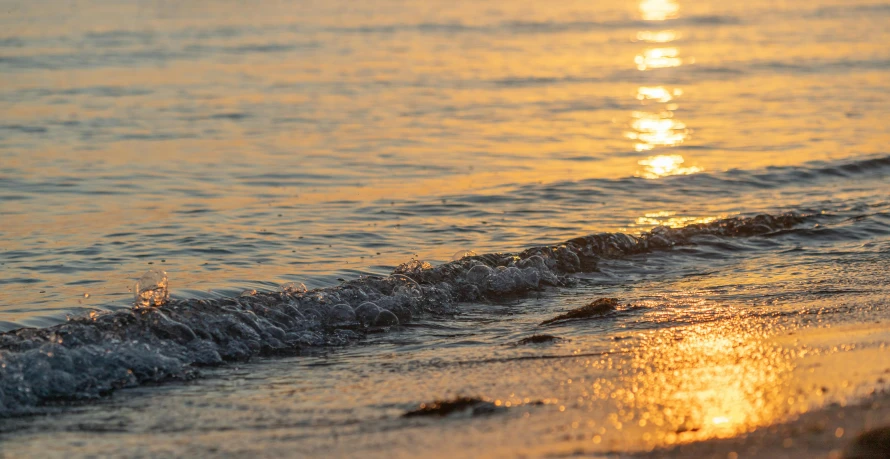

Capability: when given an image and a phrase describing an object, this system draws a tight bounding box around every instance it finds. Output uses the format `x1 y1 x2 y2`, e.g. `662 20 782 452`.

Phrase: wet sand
3 296 888 458
639 322 890 459
641 392 890 459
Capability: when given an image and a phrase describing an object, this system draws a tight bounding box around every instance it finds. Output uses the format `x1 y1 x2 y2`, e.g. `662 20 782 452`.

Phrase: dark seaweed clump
541 298 619 325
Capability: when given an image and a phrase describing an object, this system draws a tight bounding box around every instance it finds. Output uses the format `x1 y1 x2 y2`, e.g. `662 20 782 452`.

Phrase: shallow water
1 0 889 456
2 0 889 329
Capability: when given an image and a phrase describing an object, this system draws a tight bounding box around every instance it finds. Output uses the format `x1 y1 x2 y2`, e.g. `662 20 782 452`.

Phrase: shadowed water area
1 0 889 456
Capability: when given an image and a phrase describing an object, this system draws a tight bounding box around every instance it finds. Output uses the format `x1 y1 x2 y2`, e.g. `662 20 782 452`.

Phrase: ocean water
1 0 889 456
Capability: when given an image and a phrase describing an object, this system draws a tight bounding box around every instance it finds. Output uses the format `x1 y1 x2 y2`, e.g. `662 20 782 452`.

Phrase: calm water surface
1 0 889 456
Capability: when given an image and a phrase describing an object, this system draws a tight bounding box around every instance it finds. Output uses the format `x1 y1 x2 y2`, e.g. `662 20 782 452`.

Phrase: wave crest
0 213 803 416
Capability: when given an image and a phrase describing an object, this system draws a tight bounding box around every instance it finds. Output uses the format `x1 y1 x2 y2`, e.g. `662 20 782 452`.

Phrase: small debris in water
403 397 502 418
541 298 619 325
515 334 563 345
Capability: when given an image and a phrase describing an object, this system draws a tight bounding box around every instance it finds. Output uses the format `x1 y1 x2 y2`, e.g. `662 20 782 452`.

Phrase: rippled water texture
1 0 890 456
2 0 889 328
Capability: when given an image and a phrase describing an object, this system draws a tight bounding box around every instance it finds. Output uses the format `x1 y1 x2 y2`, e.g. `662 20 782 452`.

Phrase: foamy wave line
0 213 803 416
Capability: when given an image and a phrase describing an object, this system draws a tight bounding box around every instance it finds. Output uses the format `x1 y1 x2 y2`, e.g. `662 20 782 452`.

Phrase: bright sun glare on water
637 155 703 178
628 0 700 178
639 0 680 21
637 86 682 103
636 30 678 43
635 211 720 228
635 47 682 71
628 112 688 152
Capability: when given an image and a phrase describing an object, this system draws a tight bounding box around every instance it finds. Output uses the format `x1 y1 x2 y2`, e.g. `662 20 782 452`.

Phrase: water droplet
134 269 169 308
83 293 90 298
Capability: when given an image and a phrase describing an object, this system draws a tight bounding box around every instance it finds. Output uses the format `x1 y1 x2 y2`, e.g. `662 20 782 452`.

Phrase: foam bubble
374 310 399 326
329 304 356 324
466 265 493 286
354 302 381 326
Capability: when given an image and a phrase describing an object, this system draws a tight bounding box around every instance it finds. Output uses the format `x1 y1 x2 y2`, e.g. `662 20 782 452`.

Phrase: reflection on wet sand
617 318 796 444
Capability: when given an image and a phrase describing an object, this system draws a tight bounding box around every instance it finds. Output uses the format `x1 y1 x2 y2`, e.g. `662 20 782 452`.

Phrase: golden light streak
635 47 682 70
635 30 678 43
637 154 702 178
627 111 689 152
636 86 682 103
640 0 679 21
623 320 795 443
635 211 719 228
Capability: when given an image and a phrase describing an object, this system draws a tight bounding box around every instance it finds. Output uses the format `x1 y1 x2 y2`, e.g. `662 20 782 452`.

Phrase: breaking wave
0 213 804 416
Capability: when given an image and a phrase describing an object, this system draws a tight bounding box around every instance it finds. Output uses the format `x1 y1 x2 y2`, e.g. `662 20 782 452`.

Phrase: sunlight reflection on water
637 154 703 178
637 86 681 103
628 112 689 152
635 30 679 43
0 0 886 330
634 211 720 228
639 0 680 21
635 47 683 71
628 0 699 176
